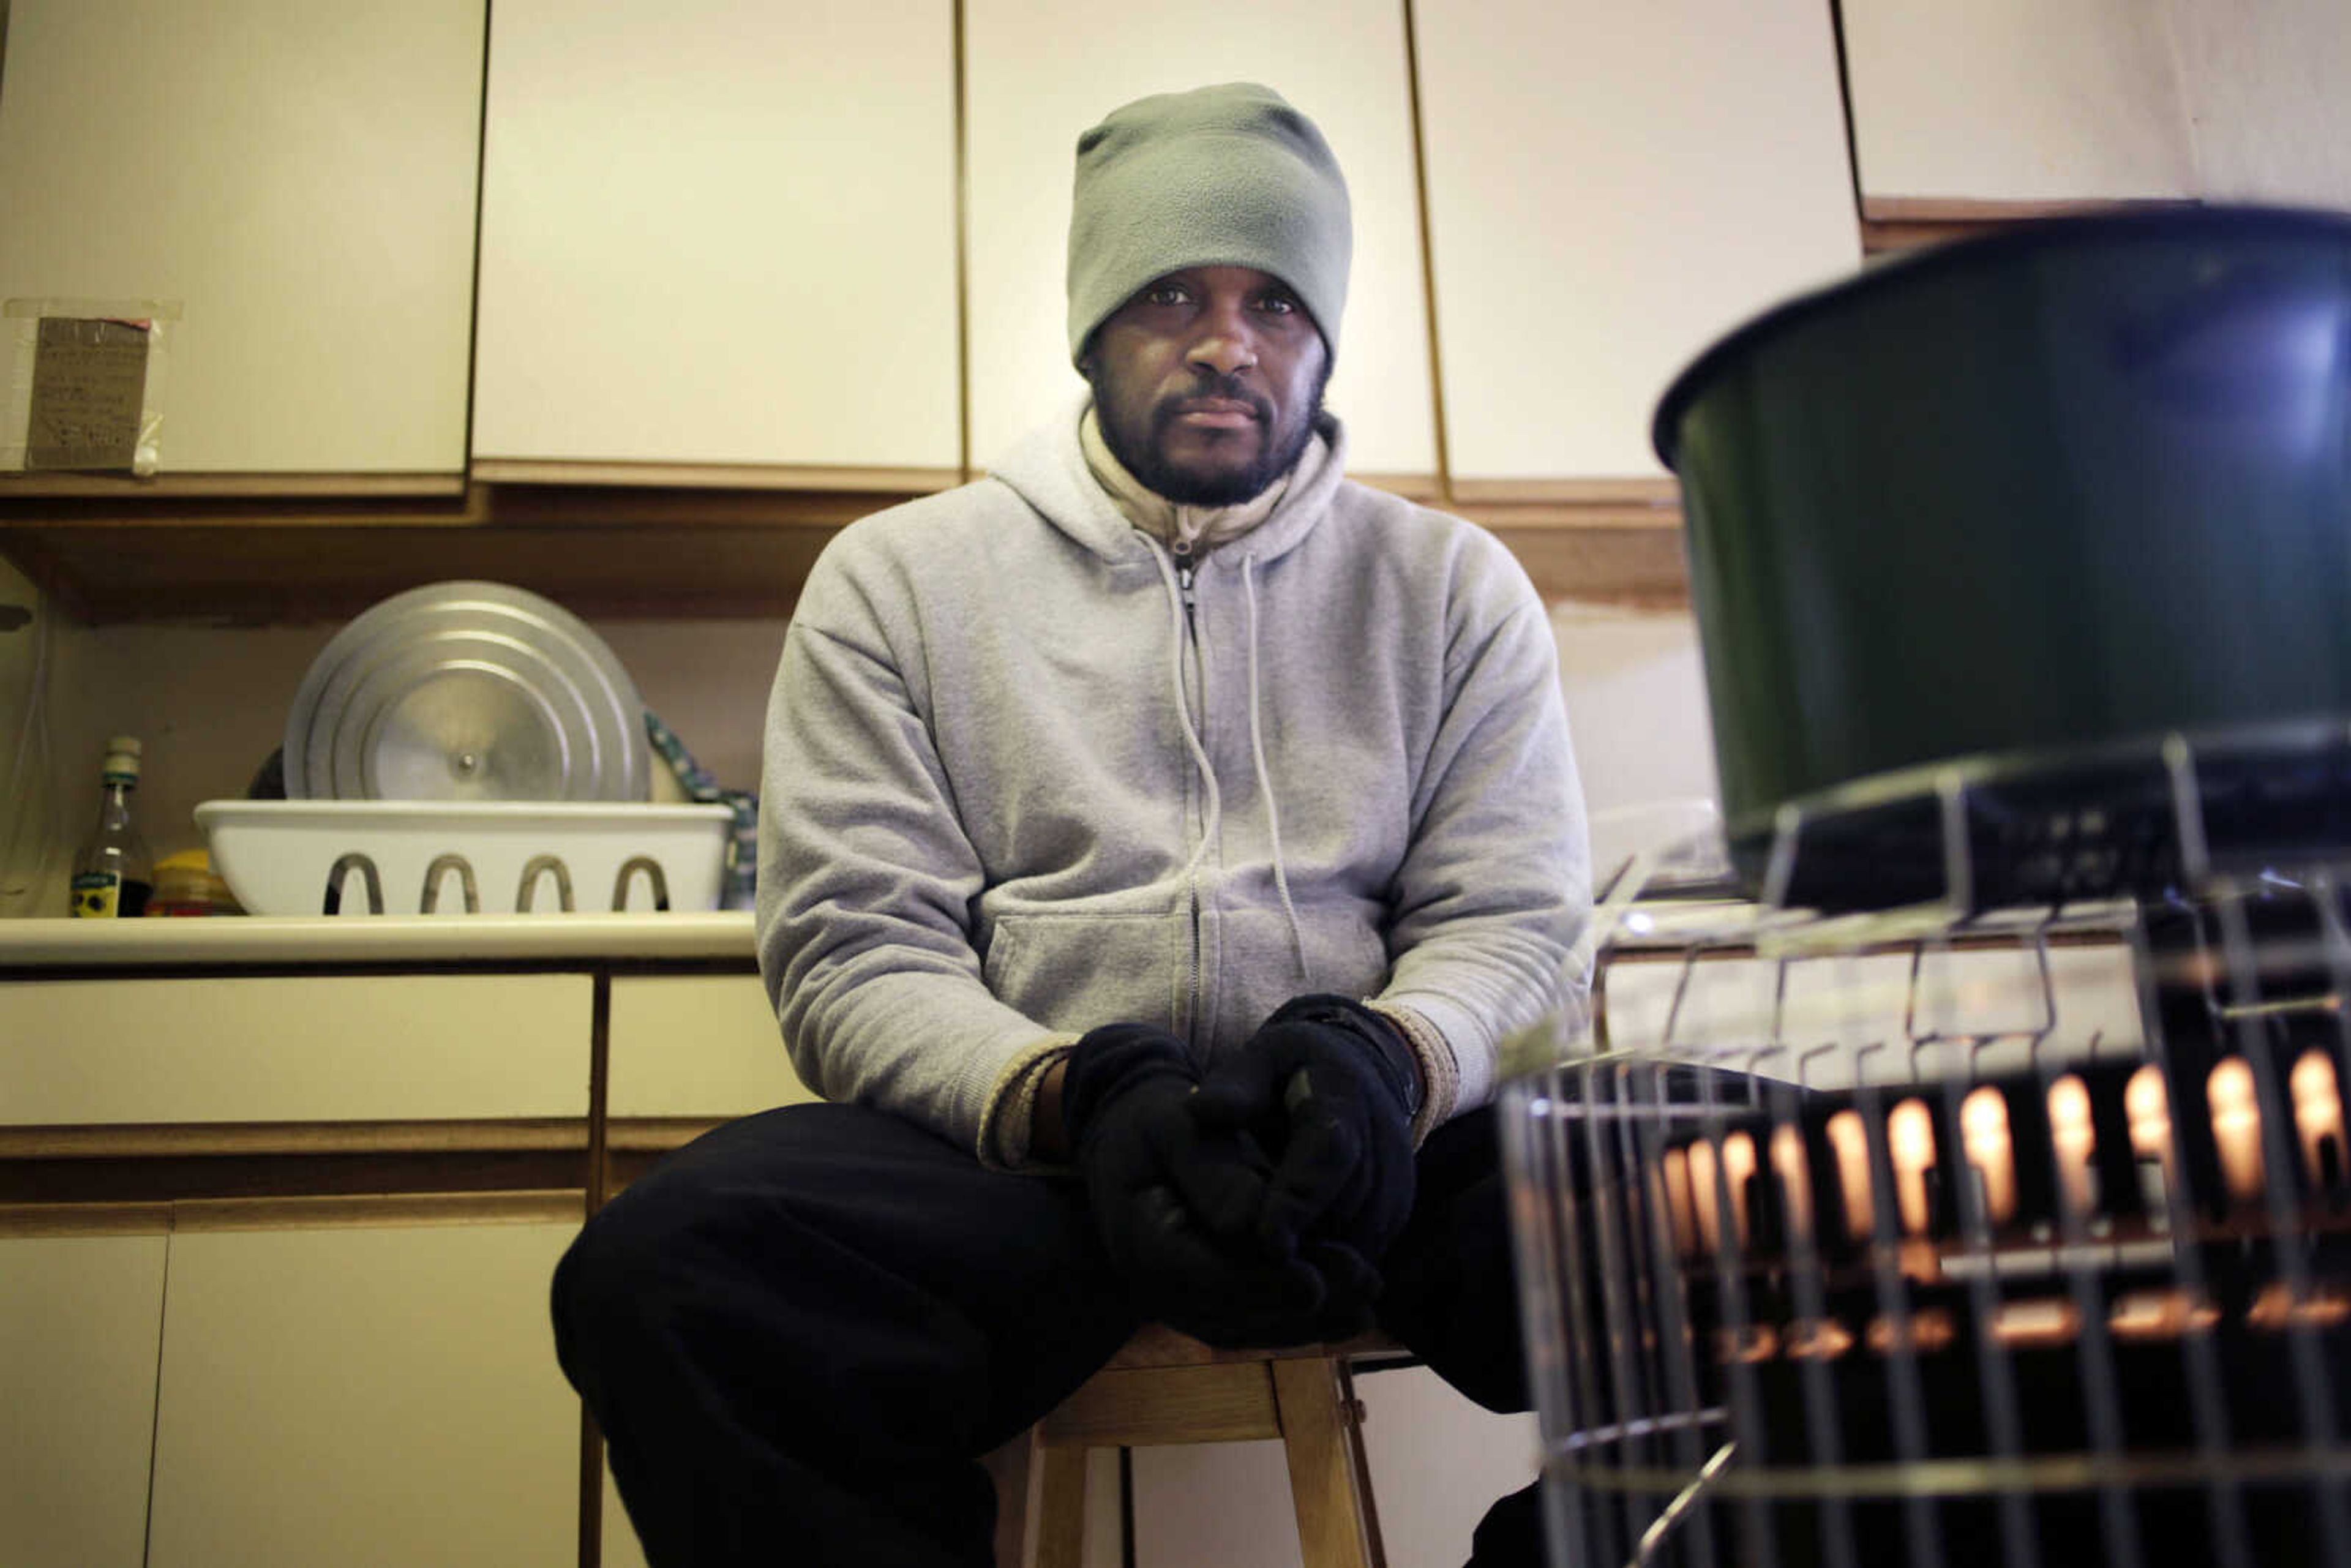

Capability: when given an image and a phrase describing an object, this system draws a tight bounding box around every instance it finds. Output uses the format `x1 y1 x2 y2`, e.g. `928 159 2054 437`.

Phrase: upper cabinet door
963 0 1438 482
1845 1 2351 211
1840 0 2199 205
472 0 959 475
2162 0 2351 211
0 0 484 478
1416 0 1860 484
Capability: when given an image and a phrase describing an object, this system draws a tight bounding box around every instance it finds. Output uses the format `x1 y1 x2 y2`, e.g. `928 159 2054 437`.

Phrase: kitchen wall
1550 602 1719 876
0 553 61 915
0 603 789 916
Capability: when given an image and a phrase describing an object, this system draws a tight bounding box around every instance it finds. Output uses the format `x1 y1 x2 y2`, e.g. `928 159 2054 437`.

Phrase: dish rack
195 800 736 916
1502 760 2351 1568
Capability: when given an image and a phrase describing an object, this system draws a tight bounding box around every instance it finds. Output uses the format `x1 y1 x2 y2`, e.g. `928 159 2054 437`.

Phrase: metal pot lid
285 582 649 802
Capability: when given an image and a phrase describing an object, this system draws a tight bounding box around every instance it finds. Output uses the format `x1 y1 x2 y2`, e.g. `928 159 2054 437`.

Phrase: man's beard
1095 369 1327 507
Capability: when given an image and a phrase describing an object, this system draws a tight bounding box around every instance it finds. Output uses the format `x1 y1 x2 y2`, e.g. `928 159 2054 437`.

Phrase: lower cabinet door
144 1217 582 1568
0 1232 170 1568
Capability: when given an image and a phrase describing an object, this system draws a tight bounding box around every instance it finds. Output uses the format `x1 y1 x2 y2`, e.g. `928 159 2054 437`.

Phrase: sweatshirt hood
989 392 1351 571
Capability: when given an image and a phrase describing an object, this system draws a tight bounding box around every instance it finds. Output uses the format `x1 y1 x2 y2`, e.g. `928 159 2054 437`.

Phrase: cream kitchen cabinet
608 972 812 1121
0 1231 170 1568
961 0 1439 484
1842 0 2351 211
4 1214 583 1568
1413 0 1860 485
0 920 804 1568
1840 0 2199 208
1 971 593 1125
2167 0 2351 211
470 0 962 478
144 1214 582 1568
0 0 484 483
2 961 596 1566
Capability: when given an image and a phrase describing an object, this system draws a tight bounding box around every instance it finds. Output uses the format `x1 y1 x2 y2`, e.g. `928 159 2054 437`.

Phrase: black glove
1065 1022 1359 1347
1188 995 1422 1273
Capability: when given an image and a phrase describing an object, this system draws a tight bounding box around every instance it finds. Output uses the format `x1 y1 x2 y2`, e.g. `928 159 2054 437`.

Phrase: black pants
551 1101 1540 1567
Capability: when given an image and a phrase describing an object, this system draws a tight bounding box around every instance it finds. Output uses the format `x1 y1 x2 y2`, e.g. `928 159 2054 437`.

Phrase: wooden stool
988 1325 1394 1568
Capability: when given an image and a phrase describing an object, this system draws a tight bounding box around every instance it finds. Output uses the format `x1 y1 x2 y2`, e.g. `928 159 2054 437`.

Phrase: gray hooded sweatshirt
756 402 1589 1162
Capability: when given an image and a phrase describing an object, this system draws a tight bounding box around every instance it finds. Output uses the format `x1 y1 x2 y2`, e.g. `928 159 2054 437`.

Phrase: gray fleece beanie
1067 82 1351 366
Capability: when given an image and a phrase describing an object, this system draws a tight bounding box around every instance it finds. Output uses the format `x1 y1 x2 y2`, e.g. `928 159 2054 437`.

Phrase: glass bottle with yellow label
69 735 153 917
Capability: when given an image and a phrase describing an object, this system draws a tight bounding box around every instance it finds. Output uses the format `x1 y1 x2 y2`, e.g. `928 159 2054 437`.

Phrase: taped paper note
4 298 181 476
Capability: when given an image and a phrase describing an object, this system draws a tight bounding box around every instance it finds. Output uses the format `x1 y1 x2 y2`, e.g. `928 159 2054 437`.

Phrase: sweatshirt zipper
1176 549 1205 1051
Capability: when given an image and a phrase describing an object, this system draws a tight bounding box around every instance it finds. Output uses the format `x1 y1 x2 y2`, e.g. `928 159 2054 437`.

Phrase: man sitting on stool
552 80 1589 1568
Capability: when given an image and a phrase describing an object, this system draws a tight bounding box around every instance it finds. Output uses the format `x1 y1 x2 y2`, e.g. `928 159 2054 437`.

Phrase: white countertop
0 912 759 967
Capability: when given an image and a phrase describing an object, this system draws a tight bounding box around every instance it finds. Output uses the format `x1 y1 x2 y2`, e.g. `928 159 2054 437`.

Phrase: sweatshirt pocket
1203 901 1391 1051
983 910 1190 1039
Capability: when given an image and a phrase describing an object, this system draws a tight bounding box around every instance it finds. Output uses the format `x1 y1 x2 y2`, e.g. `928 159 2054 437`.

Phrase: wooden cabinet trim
470 459 962 493
0 1201 174 1237
0 1119 590 1160
2 1147 592 1209
606 1116 731 1153
171 1189 585 1231
1487 524 1687 610
1349 471 1444 504
1449 476 1680 509
0 473 468 500
1859 195 2202 254
1 1190 581 1235
2 476 1692 620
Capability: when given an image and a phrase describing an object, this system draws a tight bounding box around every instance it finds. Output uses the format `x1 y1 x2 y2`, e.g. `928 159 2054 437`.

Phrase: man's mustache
1152 373 1271 430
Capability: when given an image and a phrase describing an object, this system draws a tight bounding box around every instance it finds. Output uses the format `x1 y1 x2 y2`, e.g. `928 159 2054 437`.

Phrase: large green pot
1654 207 2351 910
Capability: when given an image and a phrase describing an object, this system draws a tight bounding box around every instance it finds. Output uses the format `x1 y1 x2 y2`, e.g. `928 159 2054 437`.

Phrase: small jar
146 850 242 916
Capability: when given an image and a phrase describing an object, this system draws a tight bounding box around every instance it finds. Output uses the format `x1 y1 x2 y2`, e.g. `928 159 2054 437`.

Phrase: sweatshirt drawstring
1243 555 1313 987
1152 548 1222 879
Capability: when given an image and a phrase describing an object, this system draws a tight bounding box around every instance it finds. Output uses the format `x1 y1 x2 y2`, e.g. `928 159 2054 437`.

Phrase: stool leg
1272 1358 1381 1568
1033 1443 1090 1568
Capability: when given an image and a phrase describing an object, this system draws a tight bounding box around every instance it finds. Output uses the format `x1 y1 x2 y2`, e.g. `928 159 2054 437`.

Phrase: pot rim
1650 203 2351 473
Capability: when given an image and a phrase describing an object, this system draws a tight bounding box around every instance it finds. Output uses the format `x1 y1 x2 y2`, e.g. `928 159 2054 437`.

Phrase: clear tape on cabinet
195 800 734 915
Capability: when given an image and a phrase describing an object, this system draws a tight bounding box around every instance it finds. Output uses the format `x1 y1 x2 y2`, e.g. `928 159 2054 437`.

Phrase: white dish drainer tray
195 800 735 916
